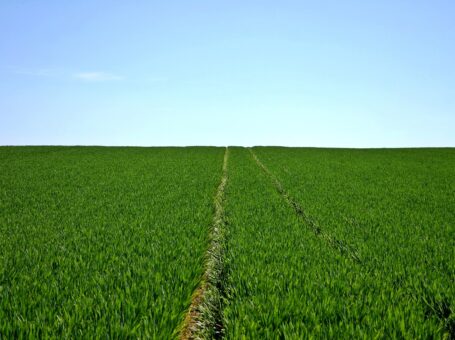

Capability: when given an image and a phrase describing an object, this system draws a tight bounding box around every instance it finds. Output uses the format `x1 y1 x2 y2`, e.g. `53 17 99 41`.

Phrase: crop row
0 146 225 337
250 147 455 337
225 148 402 337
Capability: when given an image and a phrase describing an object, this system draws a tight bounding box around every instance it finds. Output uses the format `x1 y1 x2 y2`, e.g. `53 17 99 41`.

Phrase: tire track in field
249 148 362 264
179 147 229 339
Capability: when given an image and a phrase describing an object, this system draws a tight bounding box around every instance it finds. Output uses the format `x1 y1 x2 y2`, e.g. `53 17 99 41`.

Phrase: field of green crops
1 146 454 338
0 146 224 337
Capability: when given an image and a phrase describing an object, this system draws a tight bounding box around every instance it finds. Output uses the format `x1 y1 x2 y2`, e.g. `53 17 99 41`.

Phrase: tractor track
249 148 362 264
179 147 229 339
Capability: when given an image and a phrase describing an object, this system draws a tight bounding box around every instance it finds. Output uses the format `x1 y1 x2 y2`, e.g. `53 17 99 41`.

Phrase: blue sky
1 0 454 147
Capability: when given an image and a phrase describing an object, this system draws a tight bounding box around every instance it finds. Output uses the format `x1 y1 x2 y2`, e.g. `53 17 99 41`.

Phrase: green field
1 146 454 338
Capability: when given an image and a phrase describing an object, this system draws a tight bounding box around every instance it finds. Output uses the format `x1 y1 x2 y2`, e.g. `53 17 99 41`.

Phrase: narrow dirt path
179 147 229 339
248 148 362 264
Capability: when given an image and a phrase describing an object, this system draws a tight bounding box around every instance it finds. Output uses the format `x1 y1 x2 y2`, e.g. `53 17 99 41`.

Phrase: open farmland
224 147 455 338
0 146 225 337
0 146 454 338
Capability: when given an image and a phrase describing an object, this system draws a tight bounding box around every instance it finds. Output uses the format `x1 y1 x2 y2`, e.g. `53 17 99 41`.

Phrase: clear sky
1 1 454 147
